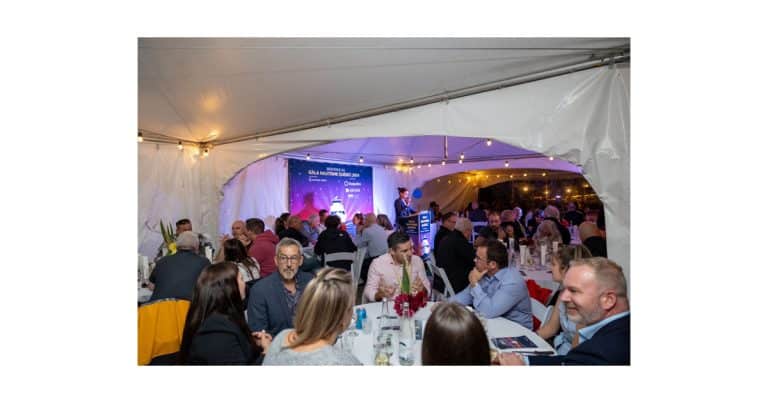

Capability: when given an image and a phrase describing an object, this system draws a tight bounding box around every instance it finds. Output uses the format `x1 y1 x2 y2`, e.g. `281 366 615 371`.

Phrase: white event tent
138 38 630 282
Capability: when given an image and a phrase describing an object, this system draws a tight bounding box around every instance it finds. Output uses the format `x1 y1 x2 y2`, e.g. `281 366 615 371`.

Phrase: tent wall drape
138 65 629 285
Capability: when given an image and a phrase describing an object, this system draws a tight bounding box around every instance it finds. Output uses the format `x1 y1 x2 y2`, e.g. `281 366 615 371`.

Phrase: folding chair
137 298 190 365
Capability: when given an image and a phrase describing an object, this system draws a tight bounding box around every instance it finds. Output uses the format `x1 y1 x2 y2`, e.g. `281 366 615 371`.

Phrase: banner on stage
287 159 374 225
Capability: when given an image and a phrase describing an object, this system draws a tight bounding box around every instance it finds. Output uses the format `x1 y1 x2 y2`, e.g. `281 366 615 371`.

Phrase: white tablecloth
346 301 554 365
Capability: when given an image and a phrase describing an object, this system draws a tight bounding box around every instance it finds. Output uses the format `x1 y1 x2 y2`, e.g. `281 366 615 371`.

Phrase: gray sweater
263 329 362 366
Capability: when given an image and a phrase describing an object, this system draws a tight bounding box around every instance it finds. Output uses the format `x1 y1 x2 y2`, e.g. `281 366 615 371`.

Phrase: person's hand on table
499 352 525 366
252 330 272 354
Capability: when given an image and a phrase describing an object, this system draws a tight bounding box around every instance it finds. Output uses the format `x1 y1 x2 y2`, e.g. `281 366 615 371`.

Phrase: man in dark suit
433 212 457 255
434 217 474 293
148 231 210 301
394 187 416 229
502 257 630 365
247 238 314 336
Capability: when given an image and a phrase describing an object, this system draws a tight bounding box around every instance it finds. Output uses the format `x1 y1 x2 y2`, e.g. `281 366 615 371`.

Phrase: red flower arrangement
394 290 427 317
392 261 428 317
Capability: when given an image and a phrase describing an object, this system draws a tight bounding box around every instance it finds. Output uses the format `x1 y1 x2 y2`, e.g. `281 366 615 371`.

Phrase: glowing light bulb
441 160 446 165
460 152 465 160
504 161 509 167
177 141 183 150
486 139 492 146
523 173 528 177
410 157 414 164
549 156 554 161
458 159 463 164
427 163 432 167
202 148 209 158
542 173 547 176
306 153 311 160
359 156 364 163
137 133 144 143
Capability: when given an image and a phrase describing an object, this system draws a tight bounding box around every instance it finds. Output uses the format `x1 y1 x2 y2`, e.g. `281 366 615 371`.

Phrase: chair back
323 252 356 268
351 247 367 293
471 221 487 243
530 297 553 332
427 260 455 298
137 298 190 365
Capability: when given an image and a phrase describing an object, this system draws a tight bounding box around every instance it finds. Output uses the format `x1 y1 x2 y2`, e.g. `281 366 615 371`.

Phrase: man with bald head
213 220 251 262
502 257 630 365
148 231 211 302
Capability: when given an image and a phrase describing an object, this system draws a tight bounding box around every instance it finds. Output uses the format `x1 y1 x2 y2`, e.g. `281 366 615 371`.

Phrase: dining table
343 301 555 365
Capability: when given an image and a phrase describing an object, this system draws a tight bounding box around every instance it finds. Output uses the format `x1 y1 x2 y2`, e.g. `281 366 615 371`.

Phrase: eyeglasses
277 255 302 263
474 255 487 262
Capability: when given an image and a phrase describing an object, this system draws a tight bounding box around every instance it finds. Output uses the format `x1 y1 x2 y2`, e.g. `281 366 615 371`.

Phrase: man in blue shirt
449 241 532 330
501 257 630 365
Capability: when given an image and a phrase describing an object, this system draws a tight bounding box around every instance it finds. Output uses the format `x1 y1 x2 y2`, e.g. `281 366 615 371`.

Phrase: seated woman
532 219 563 250
535 245 592 355
314 215 357 271
376 214 394 233
178 262 271 365
263 268 361 365
222 238 260 282
422 302 490 365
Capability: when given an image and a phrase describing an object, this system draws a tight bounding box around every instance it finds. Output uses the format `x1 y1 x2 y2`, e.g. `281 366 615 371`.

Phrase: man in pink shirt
246 218 279 277
364 231 431 302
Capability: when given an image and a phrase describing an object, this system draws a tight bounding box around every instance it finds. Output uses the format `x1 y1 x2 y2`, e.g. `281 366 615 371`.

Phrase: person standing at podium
394 187 416 230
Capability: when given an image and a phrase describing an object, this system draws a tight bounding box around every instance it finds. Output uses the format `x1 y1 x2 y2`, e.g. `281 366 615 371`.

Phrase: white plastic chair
433 264 456 298
470 221 487 243
530 297 553 330
351 247 367 292
323 252 356 269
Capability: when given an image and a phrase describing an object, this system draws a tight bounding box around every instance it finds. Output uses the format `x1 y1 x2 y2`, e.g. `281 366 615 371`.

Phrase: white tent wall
138 65 629 285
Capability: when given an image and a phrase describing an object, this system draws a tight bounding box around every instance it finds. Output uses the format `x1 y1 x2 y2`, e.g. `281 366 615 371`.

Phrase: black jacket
314 228 357 270
434 230 475 293
280 228 309 247
433 225 452 255
149 250 210 302
582 236 608 258
186 313 261 365
529 314 630 365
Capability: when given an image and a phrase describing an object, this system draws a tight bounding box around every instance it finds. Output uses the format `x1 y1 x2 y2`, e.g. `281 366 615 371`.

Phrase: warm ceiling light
566 188 572 193
460 152 465 160
509 175 513 178
437 179 440 182
398 157 404 163
504 161 509 167
137 132 144 142
549 156 554 161
458 159 463 164
202 148 209 158
427 163 432 167
496 175 500 178
417 164 422 169
441 160 446 166
545 190 550 194
523 173 528 177
448 180 451 184
177 141 183 150
486 139 492 146
542 173 547 176
410 157 414 164
523 186 529 192
306 153 311 160
359 156 364 163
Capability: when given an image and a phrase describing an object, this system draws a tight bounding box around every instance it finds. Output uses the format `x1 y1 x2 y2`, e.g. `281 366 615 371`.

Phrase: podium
403 210 437 256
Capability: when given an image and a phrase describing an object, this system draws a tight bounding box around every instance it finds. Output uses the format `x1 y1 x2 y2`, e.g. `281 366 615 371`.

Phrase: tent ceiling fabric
284 135 544 166
138 38 629 143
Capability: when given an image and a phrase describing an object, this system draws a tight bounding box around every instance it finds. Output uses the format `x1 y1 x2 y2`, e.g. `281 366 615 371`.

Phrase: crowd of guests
142 198 625 366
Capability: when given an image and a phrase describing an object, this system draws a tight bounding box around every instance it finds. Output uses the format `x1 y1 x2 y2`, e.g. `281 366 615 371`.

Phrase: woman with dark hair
178 262 272 365
376 214 394 232
422 302 490 365
222 238 260 282
274 212 291 238
314 215 357 271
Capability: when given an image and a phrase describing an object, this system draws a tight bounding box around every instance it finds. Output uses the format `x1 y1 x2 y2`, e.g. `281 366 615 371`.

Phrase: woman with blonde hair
533 219 563 250
536 245 592 355
262 268 362 365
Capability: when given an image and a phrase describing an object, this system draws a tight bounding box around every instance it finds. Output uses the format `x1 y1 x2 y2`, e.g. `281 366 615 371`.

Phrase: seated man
434 217 474 293
247 238 314 336
475 211 503 246
300 214 322 245
502 257 629 365
245 218 279 277
280 215 309 247
433 212 457 255
364 231 431 302
314 215 357 271
148 231 210 301
448 241 532 329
